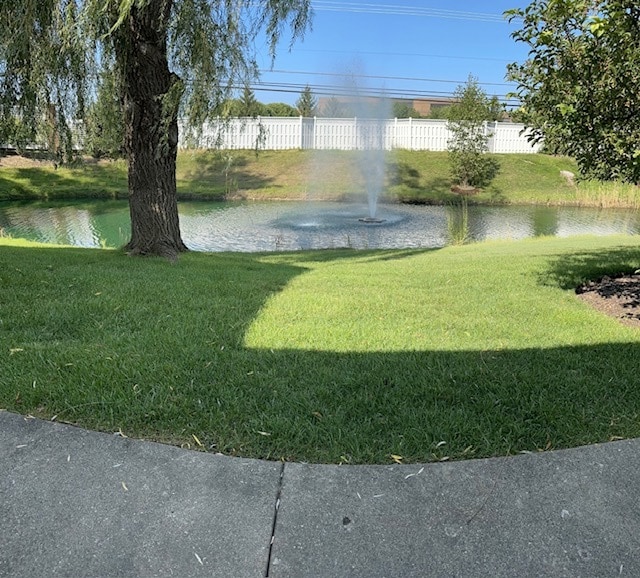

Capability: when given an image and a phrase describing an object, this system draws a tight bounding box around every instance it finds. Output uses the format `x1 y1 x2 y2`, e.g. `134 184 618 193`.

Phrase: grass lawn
1 235 639 464
0 159 128 201
3 149 640 207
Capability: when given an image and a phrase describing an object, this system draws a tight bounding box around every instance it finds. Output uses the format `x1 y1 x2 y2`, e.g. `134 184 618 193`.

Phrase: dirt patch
0 153 55 169
576 273 640 328
0 152 105 169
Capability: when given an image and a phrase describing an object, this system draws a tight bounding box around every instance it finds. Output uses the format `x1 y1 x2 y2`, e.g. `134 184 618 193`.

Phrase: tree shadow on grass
273 247 438 265
240 341 640 463
389 161 422 190
480 184 509 204
0 172 37 201
388 161 455 204
178 150 277 199
0 169 84 201
540 245 640 290
0 166 127 201
2 244 640 465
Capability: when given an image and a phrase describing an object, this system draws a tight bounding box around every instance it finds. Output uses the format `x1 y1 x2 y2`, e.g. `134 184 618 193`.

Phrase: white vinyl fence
179 117 542 154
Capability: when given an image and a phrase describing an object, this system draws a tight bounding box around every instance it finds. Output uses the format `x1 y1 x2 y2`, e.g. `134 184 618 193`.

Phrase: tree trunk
118 0 188 258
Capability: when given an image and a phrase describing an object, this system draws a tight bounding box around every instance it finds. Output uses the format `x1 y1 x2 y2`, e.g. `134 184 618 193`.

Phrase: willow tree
0 0 311 257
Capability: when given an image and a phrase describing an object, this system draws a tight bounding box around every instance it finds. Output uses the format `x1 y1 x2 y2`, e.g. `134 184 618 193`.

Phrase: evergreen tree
320 97 347 118
239 85 261 117
296 85 317 117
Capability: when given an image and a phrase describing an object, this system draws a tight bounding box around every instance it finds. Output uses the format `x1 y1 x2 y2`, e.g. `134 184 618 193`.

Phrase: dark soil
576 273 640 328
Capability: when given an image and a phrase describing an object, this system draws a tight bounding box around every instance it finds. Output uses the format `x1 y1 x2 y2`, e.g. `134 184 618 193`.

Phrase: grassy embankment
2 149 640 207
2 235 639 464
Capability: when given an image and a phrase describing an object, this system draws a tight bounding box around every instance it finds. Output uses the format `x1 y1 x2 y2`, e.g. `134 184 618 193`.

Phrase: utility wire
311 1 517 23
261 69 516 88
247 80 520 106
291 48 517 64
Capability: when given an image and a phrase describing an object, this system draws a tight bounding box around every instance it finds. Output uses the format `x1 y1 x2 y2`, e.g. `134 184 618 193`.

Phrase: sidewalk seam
265 461 285 577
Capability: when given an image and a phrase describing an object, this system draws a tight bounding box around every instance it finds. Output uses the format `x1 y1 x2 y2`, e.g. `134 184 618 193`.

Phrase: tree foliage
238 84 261 117
295 85 317 116
0 0 87 162
84 65 124 159
264 102 298 116
446 75 500 188
392 101 422 118
506 0 640 182
319 97 348 118
486 96 505 122
0 0 312 257
427 105 451 120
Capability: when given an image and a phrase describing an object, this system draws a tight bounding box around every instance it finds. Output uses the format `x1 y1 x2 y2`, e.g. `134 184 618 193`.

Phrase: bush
449 149 500 188
446 76 500 188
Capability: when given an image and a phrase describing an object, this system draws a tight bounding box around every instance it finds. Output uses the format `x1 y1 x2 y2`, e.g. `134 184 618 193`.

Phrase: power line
248 80 521 106
291 47 517 64
311 1 517 23
254 68 520 103
261 68 515 88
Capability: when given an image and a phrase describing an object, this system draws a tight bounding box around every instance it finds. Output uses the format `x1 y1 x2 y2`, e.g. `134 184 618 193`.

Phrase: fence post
299 115 303 149
409 116 413 150
393 117 397 149
483 121 491 153
353 116 357 150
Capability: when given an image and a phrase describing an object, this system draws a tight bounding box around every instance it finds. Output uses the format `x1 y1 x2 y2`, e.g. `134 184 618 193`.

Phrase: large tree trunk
118 0 188 258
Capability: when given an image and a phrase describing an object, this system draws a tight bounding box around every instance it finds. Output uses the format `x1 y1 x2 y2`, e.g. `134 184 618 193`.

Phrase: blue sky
253 1 530 108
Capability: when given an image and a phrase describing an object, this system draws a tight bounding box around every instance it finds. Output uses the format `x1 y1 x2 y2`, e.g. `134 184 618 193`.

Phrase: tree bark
117 0 188 258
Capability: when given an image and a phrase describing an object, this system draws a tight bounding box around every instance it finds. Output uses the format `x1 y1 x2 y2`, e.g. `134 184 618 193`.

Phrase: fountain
357 134 387 224
308 61 391 224
347 72 391 223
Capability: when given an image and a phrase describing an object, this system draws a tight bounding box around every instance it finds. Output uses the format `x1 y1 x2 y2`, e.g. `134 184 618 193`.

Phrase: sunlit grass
2 149 637 207
2 235 639 464
244 237 636 352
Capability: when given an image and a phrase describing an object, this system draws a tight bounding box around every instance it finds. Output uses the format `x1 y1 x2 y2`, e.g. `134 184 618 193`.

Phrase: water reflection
0 200 638 252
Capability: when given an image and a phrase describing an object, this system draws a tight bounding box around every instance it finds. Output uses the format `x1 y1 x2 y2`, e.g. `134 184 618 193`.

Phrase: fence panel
261 117 303 150
489 122 543 154
177 117 541 153
395 119 451 151
314 118 357 150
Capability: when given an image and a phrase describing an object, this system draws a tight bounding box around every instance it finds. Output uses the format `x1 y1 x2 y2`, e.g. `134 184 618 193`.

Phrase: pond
0 199 639 252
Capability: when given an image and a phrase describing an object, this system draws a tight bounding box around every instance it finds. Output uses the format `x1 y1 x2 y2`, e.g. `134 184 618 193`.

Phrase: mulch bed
576 274 640 328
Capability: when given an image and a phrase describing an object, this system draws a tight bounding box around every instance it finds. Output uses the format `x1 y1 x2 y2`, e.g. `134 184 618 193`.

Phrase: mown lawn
3 149 640 207
1 235 639 463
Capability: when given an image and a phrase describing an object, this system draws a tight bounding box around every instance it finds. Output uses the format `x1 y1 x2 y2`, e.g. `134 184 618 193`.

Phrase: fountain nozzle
358 217 386 224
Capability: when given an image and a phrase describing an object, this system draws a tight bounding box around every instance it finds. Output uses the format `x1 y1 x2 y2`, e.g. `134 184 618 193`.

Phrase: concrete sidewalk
1 410 639 577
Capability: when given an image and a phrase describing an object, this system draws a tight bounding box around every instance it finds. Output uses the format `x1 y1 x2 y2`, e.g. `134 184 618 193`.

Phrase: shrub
446 75 500 188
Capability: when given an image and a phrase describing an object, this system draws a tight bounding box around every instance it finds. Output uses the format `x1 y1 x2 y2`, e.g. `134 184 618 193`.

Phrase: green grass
2 235 639 463
3 149 640 207
0 159 128 201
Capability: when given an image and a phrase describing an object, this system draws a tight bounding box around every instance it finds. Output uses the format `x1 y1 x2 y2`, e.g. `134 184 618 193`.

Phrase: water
1 200 639 252
311 61 391 219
